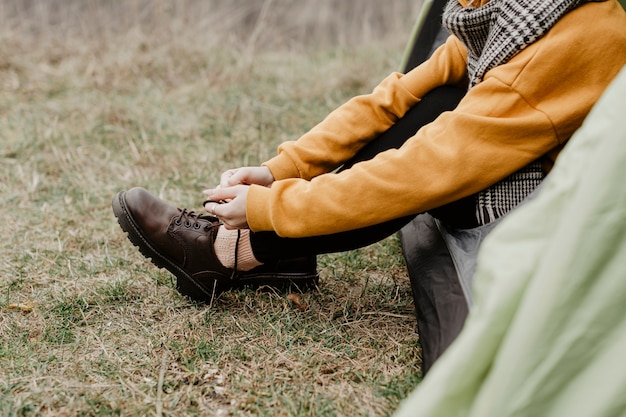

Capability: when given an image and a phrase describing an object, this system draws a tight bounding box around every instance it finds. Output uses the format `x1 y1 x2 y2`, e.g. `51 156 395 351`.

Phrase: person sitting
112 0 626 364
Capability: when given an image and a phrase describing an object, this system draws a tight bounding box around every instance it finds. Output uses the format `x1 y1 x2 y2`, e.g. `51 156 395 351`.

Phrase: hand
219 166 274 188
203 185 250 229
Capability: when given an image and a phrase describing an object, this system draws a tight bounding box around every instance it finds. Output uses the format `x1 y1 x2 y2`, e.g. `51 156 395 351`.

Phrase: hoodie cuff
262 151 301 181
246 184 274 232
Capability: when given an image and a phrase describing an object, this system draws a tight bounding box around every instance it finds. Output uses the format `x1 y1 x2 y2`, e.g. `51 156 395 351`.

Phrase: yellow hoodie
247 0 626 237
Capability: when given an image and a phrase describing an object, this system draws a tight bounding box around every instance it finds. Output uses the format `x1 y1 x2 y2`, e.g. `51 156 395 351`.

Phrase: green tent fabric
393 65 626 417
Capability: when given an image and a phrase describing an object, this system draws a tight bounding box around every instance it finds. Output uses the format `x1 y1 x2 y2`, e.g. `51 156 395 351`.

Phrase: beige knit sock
213 227 263 271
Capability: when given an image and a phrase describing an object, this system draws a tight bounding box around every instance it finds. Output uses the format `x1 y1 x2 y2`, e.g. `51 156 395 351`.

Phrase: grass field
1 1 424 415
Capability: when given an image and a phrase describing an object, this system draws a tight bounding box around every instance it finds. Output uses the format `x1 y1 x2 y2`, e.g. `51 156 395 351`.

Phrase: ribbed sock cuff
214 227 263 271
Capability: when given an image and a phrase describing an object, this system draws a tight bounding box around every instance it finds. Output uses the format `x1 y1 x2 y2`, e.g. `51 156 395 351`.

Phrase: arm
247 76 558 237
205 36 469 227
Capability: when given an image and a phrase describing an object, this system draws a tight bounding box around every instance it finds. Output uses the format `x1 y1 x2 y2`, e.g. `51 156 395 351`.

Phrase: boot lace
172 208 220 232
173 205 241 280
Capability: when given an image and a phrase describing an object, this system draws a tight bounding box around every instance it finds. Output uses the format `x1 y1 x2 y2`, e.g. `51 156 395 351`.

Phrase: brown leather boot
112 187 318 302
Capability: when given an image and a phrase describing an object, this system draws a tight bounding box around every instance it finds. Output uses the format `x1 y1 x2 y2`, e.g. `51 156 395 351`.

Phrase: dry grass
1 1 424 416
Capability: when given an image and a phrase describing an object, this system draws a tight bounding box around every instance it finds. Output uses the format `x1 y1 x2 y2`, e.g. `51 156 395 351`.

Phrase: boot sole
112 191 318 302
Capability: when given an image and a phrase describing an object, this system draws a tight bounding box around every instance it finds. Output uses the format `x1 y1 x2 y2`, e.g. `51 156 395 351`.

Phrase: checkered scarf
443 0 601 89
442 0 602 224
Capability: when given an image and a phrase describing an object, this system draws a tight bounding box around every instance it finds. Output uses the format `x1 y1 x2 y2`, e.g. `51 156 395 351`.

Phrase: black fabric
399 213 468 374
428 194 478 229
402 0 450 73
250 86 466 262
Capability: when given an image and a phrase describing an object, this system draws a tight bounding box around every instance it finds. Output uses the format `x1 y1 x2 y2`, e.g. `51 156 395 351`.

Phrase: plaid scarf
443 0 602 89
442 0 602 224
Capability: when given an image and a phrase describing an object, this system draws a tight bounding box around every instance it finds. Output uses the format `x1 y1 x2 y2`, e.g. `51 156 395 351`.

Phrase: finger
219 169 236 188
225 169 251 187
203 188 231 202
203 201 220 216
206 202 233 227
204 185 246 202
216 213 248 230
221 221 235 230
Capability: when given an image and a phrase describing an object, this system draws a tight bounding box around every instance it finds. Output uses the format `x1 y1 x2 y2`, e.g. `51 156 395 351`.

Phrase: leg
399 213 468 374
112 86 465 300
251 85 465 262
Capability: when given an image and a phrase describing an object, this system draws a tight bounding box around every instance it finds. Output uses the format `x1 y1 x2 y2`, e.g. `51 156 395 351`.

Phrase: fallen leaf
8 302 35 313
287 293 308 311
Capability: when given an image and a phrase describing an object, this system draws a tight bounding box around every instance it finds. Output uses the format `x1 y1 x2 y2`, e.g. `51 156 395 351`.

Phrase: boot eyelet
193 222 201 230
184 220 192 228
174 218 182 226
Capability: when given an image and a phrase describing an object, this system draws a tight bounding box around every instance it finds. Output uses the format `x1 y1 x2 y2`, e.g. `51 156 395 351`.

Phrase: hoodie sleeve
247 0 626 238
247 75 557 237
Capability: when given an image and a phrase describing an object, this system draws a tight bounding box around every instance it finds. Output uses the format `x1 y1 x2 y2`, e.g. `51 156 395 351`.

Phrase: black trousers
250 85 470 262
